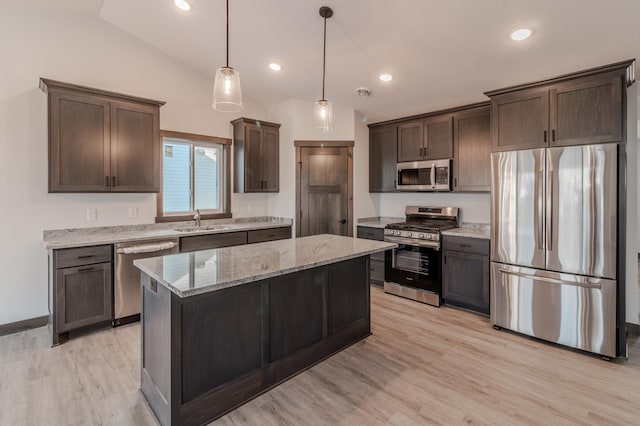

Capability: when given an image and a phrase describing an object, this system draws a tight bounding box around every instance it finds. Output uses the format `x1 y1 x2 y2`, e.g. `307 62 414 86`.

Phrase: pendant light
313 6 334 131
212 0 243 112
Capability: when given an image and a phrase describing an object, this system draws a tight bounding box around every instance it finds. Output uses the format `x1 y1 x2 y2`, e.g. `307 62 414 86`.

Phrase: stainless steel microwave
396 159 452 191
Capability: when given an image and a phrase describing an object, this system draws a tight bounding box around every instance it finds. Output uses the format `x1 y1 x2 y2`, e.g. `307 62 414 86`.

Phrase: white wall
0 6 271 325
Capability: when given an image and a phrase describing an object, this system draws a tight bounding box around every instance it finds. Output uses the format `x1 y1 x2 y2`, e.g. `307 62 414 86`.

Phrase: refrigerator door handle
546 170 553 252
498 268 603 290
536 170 545 250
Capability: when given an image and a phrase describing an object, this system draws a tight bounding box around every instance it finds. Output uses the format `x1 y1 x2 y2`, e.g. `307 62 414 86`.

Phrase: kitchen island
134 234 396 426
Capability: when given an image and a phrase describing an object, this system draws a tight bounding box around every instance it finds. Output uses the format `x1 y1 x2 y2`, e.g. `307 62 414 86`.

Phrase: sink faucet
194 209 201 229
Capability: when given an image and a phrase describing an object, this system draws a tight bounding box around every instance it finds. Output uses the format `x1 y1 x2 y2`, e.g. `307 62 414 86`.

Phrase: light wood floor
1 288 639 426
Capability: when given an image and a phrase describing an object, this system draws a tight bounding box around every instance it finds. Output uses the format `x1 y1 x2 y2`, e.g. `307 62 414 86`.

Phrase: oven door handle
384 235 440 250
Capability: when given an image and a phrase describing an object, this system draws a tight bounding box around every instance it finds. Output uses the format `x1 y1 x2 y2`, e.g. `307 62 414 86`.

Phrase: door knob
339 219 347 224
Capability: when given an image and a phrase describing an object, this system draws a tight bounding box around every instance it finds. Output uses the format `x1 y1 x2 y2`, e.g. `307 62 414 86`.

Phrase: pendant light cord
226 0 229 68
321 14 327 101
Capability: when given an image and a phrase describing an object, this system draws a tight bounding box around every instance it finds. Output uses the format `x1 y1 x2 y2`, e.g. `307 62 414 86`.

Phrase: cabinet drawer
443 236 489 255
180 232 247 253
247 227 291 244
370 259 385 283
54 245 112 269
357 226 384 241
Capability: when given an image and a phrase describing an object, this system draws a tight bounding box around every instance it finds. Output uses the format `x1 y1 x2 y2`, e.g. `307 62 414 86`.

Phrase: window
157 130 231 221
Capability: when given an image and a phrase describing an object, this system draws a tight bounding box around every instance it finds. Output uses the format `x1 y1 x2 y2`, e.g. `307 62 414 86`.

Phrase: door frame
294 140 354 238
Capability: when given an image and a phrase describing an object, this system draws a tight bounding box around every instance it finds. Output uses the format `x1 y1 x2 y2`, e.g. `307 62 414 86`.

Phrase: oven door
384 239 442 294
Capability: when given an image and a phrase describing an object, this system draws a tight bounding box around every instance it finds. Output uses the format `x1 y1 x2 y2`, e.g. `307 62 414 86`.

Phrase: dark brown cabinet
488 71 625 151
179 226 292 252
356 226 385 286
442 235 490 315
41 78 163 193
453 106 491 192
369 124 397 192
232 117 280 193
397 116 453 162
52 245 113 344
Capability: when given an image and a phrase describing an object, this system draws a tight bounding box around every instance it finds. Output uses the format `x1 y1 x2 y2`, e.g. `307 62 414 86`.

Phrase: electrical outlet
86 209 97 221
128 207 138 219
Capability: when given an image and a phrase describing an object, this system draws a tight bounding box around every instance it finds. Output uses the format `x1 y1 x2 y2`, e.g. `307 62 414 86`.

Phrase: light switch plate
128 207 138 218
86 209 97 221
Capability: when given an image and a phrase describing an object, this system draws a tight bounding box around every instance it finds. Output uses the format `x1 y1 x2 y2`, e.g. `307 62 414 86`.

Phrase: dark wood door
424 115 453 160
261 126 279 191
110 100 159 192
299 147 349 237
549 73 623 146
397 120 423 162
369 124 397 192
453 107 491 192
55 262 112 332
49 90 111 192
491 88 549 151
244 123 263 192
443 250 490 315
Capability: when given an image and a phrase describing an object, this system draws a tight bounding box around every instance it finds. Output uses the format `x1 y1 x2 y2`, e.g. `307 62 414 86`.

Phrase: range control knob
425 234 432 240
418 233 424 239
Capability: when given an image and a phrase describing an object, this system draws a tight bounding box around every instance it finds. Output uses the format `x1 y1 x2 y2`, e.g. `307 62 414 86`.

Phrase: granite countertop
43 217 293 249
134 234 397 298
441 223 490 239
357 217 404 229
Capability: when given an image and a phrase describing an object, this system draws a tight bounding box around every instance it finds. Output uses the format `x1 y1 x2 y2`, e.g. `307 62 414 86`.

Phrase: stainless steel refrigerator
491 143 618 358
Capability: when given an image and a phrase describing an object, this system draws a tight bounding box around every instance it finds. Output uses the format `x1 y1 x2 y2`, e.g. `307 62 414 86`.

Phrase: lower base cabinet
52 245 113 344
442 236 490 315
357 226 386 286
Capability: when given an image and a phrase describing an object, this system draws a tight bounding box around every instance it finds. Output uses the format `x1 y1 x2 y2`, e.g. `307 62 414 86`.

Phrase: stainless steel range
384 206 459 306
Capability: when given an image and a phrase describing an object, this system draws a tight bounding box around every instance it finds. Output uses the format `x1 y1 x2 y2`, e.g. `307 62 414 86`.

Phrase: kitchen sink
174 225 233 232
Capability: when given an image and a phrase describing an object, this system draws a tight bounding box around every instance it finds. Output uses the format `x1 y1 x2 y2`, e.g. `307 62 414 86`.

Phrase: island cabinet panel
181 284 263 403
140 256 373 426
327 257 369 335
269 268 324 361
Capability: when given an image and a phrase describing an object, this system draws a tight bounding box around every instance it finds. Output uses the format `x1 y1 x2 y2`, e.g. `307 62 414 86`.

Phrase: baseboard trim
627 322 640 337
0 315 49 337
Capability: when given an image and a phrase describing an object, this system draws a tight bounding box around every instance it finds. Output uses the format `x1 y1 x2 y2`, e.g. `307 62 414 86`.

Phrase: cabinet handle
544 130 547 143
552 129 556 142
77 255 94 259
105 176 110 187
112 176 117 187
77 267 95 272
454 178 457 188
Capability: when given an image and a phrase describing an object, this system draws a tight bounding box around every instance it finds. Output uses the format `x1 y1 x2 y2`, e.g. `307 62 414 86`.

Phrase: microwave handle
430 163 435 188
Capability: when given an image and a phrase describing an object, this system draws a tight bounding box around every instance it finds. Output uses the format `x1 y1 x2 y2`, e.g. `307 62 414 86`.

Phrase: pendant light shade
313 6 333 132
212 67 242 112
212 0 243 112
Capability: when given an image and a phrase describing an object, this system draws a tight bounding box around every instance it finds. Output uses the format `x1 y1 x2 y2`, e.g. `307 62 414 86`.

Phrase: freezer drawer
491 262 616 358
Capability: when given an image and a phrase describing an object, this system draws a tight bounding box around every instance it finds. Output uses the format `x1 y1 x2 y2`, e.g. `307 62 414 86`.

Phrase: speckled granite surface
43 217 293 249
357 217 404 229
441 223 490 239
134 234 397 298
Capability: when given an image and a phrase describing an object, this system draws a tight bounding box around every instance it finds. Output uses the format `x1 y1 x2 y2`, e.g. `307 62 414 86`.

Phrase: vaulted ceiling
22 0 640 122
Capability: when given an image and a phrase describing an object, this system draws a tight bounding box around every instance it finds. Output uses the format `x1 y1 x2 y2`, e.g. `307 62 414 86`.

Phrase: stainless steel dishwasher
114 238 179 325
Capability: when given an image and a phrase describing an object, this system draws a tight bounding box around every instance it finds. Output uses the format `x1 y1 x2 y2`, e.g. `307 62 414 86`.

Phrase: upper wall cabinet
41 78 164 193
486 61 633 151
369 123 397 192
453 106 491 192
397 116 453 162
232 117 280 193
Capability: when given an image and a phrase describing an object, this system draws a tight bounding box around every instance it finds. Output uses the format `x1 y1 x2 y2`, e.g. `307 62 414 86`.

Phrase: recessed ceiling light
269 63 282 71
174 0 191 12
510 28 532 41
379 73 393 82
